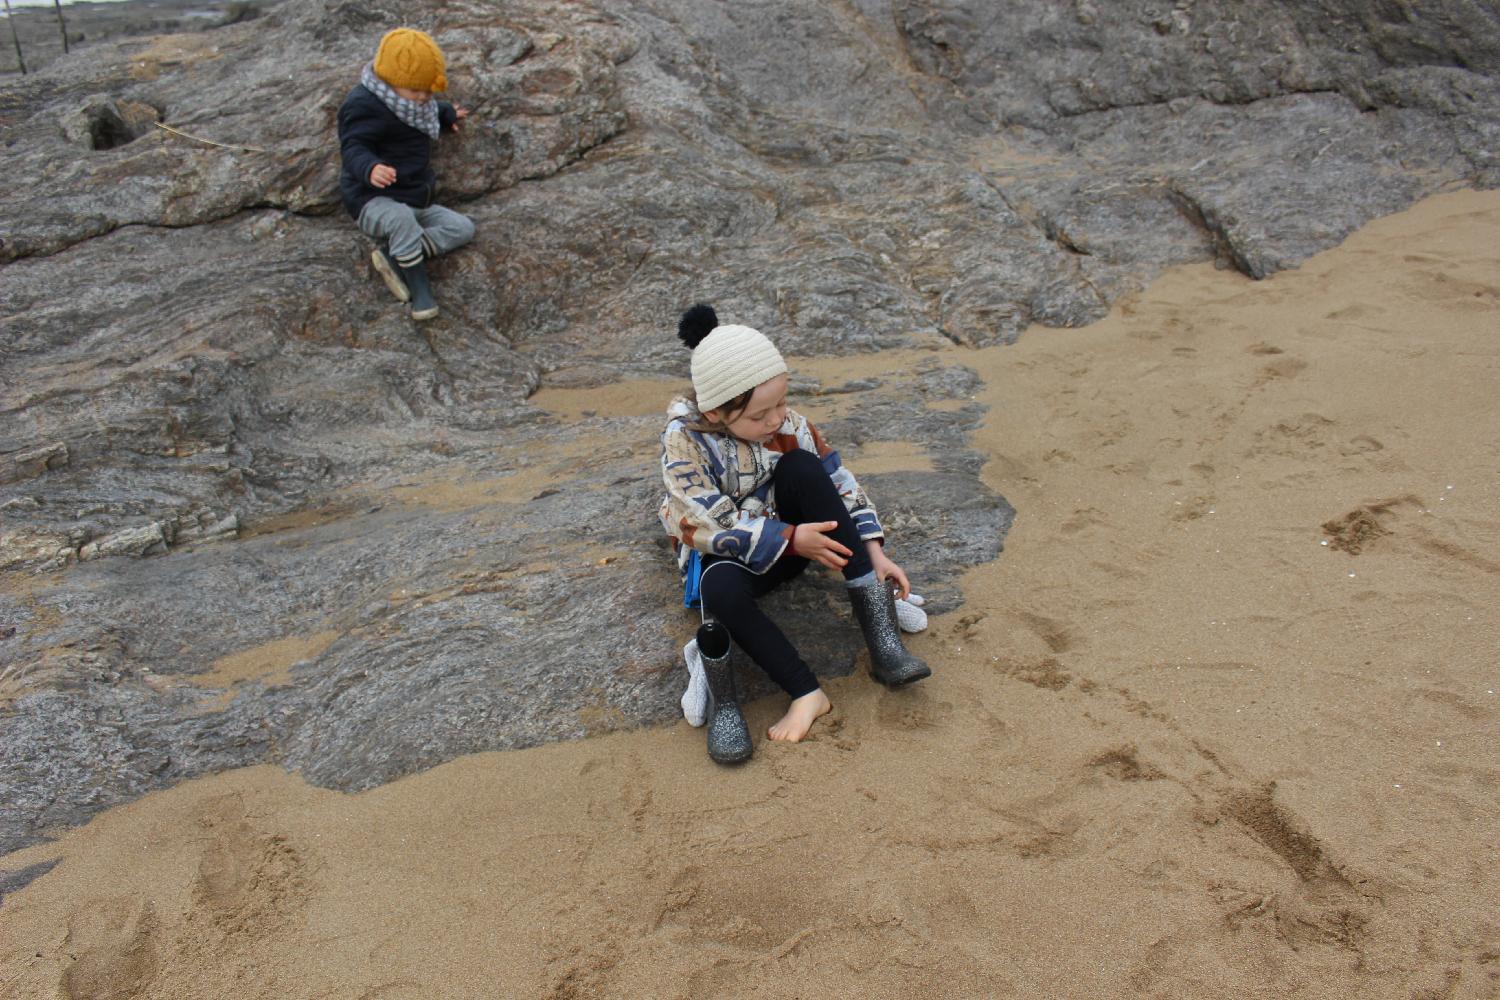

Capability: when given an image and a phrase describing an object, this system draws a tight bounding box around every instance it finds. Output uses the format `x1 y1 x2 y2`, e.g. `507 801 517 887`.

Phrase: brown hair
688 385 754 432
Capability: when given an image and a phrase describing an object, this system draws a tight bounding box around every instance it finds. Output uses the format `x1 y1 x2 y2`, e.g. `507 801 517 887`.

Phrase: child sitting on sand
659 304 931 764
337 27 474 322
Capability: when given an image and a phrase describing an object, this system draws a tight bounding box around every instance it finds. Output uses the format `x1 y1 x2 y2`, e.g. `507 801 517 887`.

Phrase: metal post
53 0 67 55
3 0 28 75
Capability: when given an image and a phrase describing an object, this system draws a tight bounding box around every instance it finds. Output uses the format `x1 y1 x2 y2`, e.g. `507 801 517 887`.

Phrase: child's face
709 374 789 444
392 85 434 103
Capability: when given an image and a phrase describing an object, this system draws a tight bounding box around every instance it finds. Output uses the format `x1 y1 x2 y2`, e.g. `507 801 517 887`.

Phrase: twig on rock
152 121 271 154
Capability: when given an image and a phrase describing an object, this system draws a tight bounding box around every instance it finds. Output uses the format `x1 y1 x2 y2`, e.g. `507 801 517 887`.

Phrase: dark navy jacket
336 85 457 220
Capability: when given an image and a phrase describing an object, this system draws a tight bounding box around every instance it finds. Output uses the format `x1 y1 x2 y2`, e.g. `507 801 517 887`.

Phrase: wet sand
1 189 1498 998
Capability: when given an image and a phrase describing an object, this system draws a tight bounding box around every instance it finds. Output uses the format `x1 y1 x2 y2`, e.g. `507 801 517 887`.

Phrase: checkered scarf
360 63 441 139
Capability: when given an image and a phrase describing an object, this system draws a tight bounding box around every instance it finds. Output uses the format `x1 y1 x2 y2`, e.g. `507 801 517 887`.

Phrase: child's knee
700 567 751 610
774 448 823 479
454 214 476 246
433 212 475 251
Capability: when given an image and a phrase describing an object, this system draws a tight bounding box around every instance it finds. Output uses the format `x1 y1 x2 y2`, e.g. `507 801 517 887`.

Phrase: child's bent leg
773 449 932 686
413 205 476 259
699 558 820 700
770 449 874 581
357 197 426 266
359 198 442 320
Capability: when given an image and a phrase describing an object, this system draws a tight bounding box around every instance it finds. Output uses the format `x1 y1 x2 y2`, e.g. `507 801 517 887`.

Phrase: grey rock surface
1 0 1496 854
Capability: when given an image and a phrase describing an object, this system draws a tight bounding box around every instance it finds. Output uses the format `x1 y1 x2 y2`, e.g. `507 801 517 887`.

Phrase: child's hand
793 521 852 571
869 543 911 600
452 106 470 132
369 163 397 188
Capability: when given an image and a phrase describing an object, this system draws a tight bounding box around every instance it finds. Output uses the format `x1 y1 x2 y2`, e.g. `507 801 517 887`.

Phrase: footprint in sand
1060 506 1109 535
1321 495 1421 554
1414 687 1489 722
1322 509 1392 554
1253 355 1308 386
1248 412 1336 459
58 897 161 1000
544 937 626 1000
186 794 310 946
655 862 814 952
819 714 860 752
990 611 1083 692
1213 784 1373 953
953 612 987 641
875 690 954 731
1000 657 1073 691
1336 434 1384 456
1324 302 1382 323
1170 495 1217 523
1087 745 1166 782
1015 611 1079 654
1089 558 1149 582
1401 268 1500 310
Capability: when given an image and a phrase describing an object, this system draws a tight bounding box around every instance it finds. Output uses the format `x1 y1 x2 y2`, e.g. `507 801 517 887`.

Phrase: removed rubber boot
848 581 932 686
370 249 410 303
698 619 753 764
399 259 439 321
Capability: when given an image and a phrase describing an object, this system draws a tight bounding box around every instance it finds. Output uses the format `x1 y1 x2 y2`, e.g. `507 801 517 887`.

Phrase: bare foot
768 688 832 742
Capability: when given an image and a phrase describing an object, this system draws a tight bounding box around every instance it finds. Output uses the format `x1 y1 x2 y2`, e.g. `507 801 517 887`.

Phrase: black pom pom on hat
678 303 719 349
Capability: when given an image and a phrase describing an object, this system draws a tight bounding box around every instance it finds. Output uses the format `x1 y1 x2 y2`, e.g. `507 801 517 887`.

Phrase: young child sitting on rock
659 304 931 764
337 27 474 322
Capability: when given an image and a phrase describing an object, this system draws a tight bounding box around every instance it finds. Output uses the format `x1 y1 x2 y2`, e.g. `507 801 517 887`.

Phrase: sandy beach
1 188 1497 998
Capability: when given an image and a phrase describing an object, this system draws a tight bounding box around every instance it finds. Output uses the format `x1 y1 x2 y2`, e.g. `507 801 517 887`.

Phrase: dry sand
2 189 1498 999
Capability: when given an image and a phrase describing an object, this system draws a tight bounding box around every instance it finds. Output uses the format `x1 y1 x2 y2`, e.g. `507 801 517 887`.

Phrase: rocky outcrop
0 0 1495 854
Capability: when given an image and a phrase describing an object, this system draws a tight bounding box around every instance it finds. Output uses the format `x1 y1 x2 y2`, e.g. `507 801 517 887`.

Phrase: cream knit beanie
678 305 788 412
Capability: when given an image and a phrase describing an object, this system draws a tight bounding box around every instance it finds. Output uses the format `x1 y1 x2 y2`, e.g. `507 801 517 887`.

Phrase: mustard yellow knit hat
373 28 448 93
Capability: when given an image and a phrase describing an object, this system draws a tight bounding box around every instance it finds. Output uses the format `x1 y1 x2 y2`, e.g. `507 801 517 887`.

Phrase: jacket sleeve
438 100 458 132
661 425 792 573
795 414 885 542
337 96 385 188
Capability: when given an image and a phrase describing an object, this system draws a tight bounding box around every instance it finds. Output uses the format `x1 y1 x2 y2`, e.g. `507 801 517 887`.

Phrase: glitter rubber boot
698 619 753 764
848 580 932 686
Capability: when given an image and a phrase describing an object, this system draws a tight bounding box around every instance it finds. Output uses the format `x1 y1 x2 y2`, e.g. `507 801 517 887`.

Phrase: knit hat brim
691 324 788 412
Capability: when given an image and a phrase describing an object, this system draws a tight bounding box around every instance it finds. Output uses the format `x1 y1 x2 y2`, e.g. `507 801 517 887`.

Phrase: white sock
681 639 708 727
895 594 928 632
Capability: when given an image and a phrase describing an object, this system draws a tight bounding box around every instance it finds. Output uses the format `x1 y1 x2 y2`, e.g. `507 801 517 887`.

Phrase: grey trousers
357 197 475 267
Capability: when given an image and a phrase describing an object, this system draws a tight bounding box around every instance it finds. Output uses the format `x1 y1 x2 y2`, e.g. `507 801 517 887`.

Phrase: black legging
699 449 875 698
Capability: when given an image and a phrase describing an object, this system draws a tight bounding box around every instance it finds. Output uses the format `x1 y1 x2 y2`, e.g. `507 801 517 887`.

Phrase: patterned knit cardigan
658 397 884 600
